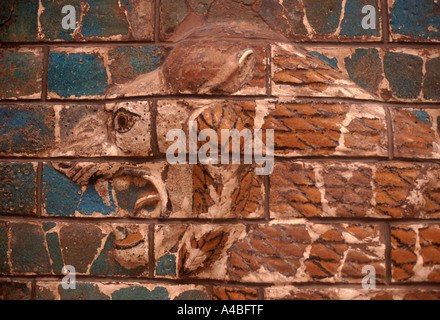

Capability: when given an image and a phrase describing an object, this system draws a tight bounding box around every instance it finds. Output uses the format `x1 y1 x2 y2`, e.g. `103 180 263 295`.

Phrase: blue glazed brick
383 52 424 100
108 46 166 85
59 105 103 139
0 0 38 42
42 164 118 217
10 223 52 274
340 0 381 37
77 184 117 216
42 164 82 217
81 0 129 38
0 163 37 216
40 0 81 41
0 106 55 155
390 0 440 41
0 49 43 99
48 51 108 98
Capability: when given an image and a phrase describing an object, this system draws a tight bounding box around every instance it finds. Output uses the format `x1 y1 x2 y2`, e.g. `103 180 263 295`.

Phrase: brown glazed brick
392 108 440 159
262 102 388 157
392 224 440 282
227 222 385 283
155 224 247 279
156 99 388 158
271 43 377 100
265 287 440 300
271 161 440 219
192 164 265 219
213 287 259 300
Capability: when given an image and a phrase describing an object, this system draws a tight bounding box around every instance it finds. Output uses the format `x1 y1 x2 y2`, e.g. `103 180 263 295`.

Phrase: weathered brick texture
0 0 439 300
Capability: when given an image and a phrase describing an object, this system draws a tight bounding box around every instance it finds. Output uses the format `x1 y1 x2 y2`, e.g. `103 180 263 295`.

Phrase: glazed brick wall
0 0 440 300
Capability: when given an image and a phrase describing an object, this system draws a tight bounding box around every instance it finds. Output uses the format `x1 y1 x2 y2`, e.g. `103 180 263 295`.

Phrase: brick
213 286 259 300
36 281 209 300
160 40 266 96
271 162 440 219
262 101 388 157
160 0 191 40
392 224 440 282
48 50 109 99
108 46 166 87
156 100 192 154
160 0 382 42
271 43 377 100
0 223 9 274
423 57 440 101
49 46 167 99
227 222 385 283
391 108 440 159
0 0 38 42
52 102 152 157
192 164 265 219
0 106 55 156
258 0 308 39
0 163 37 216
339 0 381 38
299 47 440 102
265 286 440 300
2 221 150 277
157 99 257 155
0 48 43 99
155 224 247 279
344 49 383 94
59 224 105 273
39 0 154 41
10 223 52 274
42 162 190 219
43 161 249 219
303 0 343 35
0 281 32 300
157 99 387 158
389 0 440 42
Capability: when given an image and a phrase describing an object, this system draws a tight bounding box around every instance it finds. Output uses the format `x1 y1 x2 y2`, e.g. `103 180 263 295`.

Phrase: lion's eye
113 109 138 133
